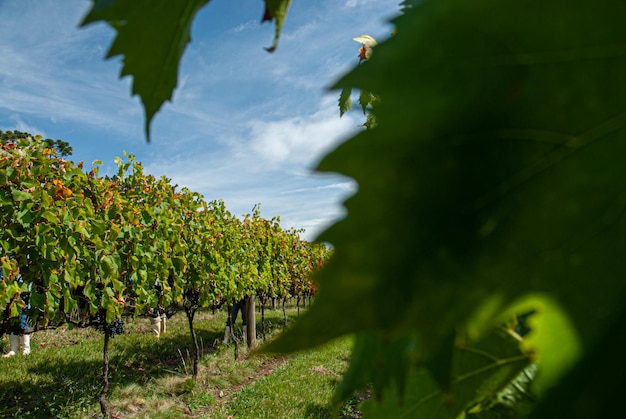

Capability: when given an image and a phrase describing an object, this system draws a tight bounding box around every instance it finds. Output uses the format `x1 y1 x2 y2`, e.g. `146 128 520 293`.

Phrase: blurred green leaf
466 364 537 418
497 294 581 395
528 302 626 418
358 89 372 115
268 0 626 414
333 333 415 406
359 328 530 418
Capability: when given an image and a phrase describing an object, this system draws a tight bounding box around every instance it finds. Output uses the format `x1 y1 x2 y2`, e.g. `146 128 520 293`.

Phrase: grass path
1 306 360 418
214 338 353 419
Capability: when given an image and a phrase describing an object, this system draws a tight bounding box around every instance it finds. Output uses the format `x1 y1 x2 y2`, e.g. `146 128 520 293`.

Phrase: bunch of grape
184 289 200 306
105 318 124 338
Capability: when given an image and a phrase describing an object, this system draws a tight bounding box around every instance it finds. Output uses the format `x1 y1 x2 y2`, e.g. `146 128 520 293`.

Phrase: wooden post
246 295 257 348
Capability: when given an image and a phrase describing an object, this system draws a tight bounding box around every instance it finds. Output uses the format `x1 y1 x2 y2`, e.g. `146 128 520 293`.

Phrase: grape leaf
529 301 626 418
496 293 581 395
358 328 530 418
81 0 211 140
266 0 626 413
358 89 372 115
333 333 416 406
339 86 352 117
11 188 33 202
82 0 294 140
261 0 293 52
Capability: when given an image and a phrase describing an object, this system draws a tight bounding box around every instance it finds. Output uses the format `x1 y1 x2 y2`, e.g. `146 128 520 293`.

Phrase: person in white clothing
2 290 31 357
148 282 167 338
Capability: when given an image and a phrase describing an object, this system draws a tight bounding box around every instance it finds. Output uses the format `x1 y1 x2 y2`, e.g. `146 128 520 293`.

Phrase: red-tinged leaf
353 34 377 63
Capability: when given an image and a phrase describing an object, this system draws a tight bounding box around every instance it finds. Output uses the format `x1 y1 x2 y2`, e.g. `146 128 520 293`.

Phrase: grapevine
0 132 331 414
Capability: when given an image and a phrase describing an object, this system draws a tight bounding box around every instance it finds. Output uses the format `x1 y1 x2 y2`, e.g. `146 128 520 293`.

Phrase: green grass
0 305 359 418
213 338 354 419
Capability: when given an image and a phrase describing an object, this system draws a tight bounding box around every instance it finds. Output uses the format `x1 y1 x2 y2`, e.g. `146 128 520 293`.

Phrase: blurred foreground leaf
357 328 529 418
267 0 626 415
529 301 626 418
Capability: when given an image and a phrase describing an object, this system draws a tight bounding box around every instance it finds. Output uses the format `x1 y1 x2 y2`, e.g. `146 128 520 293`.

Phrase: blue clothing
6 303 30 334
19 308 30 332
226 299 247 327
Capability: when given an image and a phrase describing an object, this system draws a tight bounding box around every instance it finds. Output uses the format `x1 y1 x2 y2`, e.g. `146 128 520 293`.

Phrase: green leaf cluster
0 135 329 333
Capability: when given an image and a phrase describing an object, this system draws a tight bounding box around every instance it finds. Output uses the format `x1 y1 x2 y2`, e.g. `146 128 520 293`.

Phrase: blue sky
0 0 399 240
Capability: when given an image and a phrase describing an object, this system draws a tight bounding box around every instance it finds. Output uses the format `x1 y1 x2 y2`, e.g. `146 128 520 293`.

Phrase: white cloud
281 21 319 42
5 115 45 138
248 95 359 166
0 0 141 137
143 95 360 240
230 19 258 33
345 0 368 7
281 181 356 195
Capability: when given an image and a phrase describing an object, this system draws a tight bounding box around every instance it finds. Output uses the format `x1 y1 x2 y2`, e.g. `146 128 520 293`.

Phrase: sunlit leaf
339 86 352 117
11 188 32 201
353 34 376 63
497 294 582 395
353 34 377 47
40 210 59 224
529 303 626 418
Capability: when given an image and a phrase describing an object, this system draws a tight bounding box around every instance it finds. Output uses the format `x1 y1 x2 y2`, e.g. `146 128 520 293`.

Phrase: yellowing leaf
353 34 376 63
352 34 377 46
